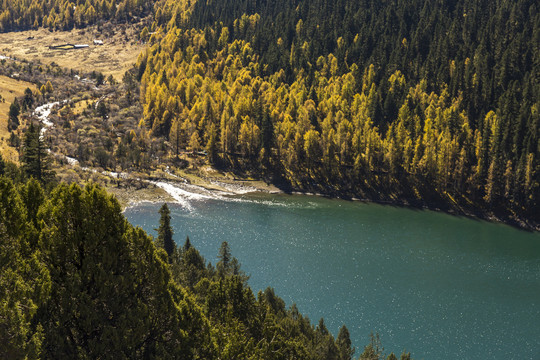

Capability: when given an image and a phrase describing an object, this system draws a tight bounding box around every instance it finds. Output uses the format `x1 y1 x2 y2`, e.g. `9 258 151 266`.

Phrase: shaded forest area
139 0 538 224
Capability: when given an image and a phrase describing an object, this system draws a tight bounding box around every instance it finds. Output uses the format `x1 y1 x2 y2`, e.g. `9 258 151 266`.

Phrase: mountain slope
139 0 539 224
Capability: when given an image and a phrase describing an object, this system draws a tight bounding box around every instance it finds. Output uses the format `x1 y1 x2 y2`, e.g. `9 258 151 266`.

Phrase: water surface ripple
125 191 540 359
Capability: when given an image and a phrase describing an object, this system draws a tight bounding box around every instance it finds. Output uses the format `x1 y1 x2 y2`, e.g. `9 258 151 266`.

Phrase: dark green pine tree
0 177 50 359
217 241 231 277
180 245 206 288
336 325 355 360
97 100 108 119
157 203 175 262
21 122 54 183
359 333 383 360
315 318 340 360
23 88 34 110
36 184 197 359
183 235 191 252
19 178 45 227
8 99 20 131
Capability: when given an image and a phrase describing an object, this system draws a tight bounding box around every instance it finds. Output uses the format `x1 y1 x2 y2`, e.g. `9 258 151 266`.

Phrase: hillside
0 0 153 32
0 22 147 79
0 0 537 357
136 0 538 225
0 0 535 228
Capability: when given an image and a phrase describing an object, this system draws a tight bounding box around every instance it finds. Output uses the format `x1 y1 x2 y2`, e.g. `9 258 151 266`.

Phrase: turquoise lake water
124 190 540 359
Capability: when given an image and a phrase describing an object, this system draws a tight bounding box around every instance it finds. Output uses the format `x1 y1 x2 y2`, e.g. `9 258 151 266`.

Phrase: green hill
137 0 538 222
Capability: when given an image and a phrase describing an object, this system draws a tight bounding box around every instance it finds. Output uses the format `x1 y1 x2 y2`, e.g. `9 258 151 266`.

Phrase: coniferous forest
0 0 539 358
138 0 538 221
1 0 538 221
0 0 153 31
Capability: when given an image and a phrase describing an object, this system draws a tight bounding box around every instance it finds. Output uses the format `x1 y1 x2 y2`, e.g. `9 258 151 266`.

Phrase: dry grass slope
0 23 146 79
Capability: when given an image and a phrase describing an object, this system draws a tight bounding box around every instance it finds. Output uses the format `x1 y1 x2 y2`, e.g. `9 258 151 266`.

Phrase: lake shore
285 185 540 233
98 167 539 232
101 167 282 210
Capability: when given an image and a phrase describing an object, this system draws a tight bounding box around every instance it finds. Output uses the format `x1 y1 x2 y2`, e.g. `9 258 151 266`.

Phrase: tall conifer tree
21 122 54 183
157 203 175 262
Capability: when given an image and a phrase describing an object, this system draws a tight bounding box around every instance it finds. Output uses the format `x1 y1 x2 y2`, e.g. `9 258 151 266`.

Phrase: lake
124 187 540 359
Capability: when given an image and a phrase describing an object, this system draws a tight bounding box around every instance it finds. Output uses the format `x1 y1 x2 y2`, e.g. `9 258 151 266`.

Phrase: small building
93 39 104 45
74 44 89 49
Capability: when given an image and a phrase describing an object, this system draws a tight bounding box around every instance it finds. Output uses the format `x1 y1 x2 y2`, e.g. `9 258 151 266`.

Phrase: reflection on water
125 187 540 360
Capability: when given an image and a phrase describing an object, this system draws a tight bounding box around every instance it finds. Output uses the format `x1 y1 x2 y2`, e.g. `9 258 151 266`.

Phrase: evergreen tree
183 235 192 252
8 99 20 130
0 225 50 360
19 177 45 227
359 333 383 360
97 100 108 119
157 203 175 262
0 178 50 360
336 325 355 360
181 246 206 288
23 87 34 109
217 240 231 277
21 122 54 183
37 184 198 358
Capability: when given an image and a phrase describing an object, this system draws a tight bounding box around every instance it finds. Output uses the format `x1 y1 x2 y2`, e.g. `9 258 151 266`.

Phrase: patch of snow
81 167 98 173
34 101 65 137
103 171 129 179
65 156 79 166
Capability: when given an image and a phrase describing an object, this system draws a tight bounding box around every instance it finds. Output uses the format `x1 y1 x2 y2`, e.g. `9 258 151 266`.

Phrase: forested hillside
0 0 153 31
1 0 537 357
138 0 538 221
0 164 412 359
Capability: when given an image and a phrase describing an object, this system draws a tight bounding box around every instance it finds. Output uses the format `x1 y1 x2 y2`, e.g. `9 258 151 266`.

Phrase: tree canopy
133 0 538 221
0 0 154 32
